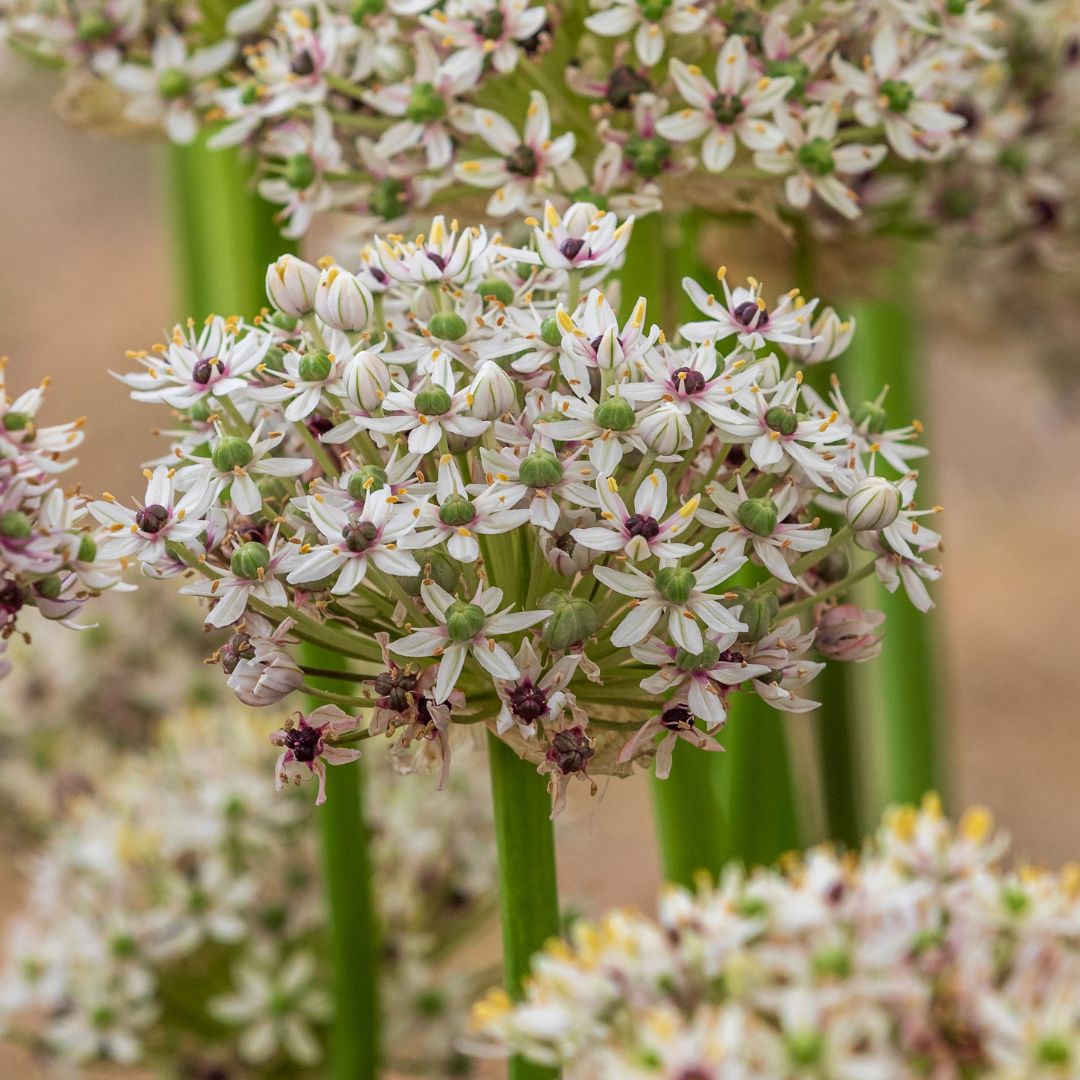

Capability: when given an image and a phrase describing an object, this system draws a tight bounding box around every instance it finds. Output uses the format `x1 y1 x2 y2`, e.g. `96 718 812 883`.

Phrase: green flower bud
347 465 388 500
35 573 62 599
401 552 460 596
0 510 31 539
636 0 671 19
655 567 696 605
439 495 476 527
343 521 379 553
370 178 407 220
477 279 515 306
736 496 778 537
2 411 30 431
540 317 563 347
76 532 98 563
298 349 333 382
881 78 915 113
268 311 299 332
212 436 254 472
520 449 563 489
77 11 113 40
405 81 447 123
541 590 598 650
1037 1037 1072 1067
796 136 835 177
764 404 798 436
230 541 271 579
445 600 486 642
427 311 468 342
812 946 852 980
284 152 317 190
785 1031 824 1067
710 92 745 126
674 641 721 671
157 68 191 101
414 386 453 416
625 133 671 179
240 82 260 106
351 0 385 21
189 400 213 424
766 57 810 97
262 346 287 374
739 592 779 642
850 400 888 434
594 396 636 432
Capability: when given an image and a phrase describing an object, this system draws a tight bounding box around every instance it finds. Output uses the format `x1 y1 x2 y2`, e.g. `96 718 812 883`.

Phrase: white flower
584 0 707 67
266 254 321 317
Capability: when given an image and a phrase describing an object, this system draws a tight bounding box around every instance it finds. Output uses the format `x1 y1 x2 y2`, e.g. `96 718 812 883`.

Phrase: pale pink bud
815 604 885 662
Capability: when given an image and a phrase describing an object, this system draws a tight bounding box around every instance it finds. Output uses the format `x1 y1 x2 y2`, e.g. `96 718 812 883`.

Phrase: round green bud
351 0 385 21
343 521 379 553
540 317 563 347
230 541 271 579
445 600 486 642
2 411 30 431
438 495 476 528
212 436 254 473
764 404 798 436
298 349 333 382
636 0 671 21
594 396 636 432
35 573 62 600
812 946 852 980
766 57 810 98
262 346 287 373
785 1031 824 1067
76 532 98 563
710 92 745 126
945 0 967 11
655 566 696 605
0 510 31 540
284 152 317 190
674 641 721 671
414 386 453 416
346 465 388 500
76 11 113 41
739 592 779 643
157 68 191 101
520 449 564 489
401 551 460 596
371 177 407 220
541 590 598 650
189 400 213 424
427 311 468 342
796 136 835 177
268 311 299 332
241 82 260 106
1001 884 1031 917
736 496 778 537
881 78 915 113
625 133 671 179
850 399 888 434
477 279 515 306
1037 1037 1072 1066
405 81 447 123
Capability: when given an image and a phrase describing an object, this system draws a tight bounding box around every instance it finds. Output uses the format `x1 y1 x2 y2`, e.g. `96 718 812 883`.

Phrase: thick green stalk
308 648 380 1080
621 212 731 880
166 134 380 1077
792 231 863 851
487 733 560 1080
842 257 945 812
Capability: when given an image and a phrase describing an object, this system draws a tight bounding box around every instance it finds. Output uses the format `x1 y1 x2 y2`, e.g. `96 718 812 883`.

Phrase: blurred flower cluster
472 796 1080 1079
0 358 130 680
0 705 496 1076
3 0 1077 245
108 210 940 811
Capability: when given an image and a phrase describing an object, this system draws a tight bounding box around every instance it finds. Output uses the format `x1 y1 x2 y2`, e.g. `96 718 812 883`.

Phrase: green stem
486 734 560 1080
842 247 945 814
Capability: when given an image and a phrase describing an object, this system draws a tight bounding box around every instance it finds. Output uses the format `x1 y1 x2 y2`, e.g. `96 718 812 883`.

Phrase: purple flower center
192 359 215 385
221 632 255 675
508 681 548 723
0 578 23 619
505 144 538 177
660 703 694 731
135 504 169 534
546 726 593 774
373 668 419 712
733 300 767 328
425 251 448 271
625 514 660 541
284 723 321 763
559 237 586 261
672 366 706 395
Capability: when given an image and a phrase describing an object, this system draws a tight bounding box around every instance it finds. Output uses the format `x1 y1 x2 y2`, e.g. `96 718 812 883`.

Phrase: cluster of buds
4 0 1078 247
471 797 1080 1078
0 709 495 1076
0 358 128 678
107 209 941 810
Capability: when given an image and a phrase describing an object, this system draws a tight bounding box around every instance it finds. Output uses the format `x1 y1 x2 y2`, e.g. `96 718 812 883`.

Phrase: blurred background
4 58 1080 1076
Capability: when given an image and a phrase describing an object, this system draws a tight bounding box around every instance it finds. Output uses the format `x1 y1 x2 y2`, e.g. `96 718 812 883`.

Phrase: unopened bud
468 360 516 420
266 255 320 317
639 401 691 455
427 311 468 342
212 436 254 473
815 604 885 662
541 590 598 650
315 266 373 331
342 348 390 412
231 541 271 579
520 449 563 489
445 600 485 642
655 566 696 605
846 476 901 532
594 396 636 432
736 496 778 537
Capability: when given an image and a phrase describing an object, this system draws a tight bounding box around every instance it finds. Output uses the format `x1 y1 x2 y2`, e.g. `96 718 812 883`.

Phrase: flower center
733 300 766 327
559 237 586 261
710 93 744 126
764 404 798 436
505 144 538 177
625 514 660 541
285 723 321 763
546 727 594 774
373 668 419 711
192 359 215 385
473 8 505 39
660 703 695 731
343 521 379 552
135 503 170 534
672 366 706 394
881 78 915 113
606 65 651 109
796 136 835 177
509 682 548 722
290 50 316 77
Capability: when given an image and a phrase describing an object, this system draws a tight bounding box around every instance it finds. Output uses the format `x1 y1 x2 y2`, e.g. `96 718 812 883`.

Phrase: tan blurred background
3 56 1080 1076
